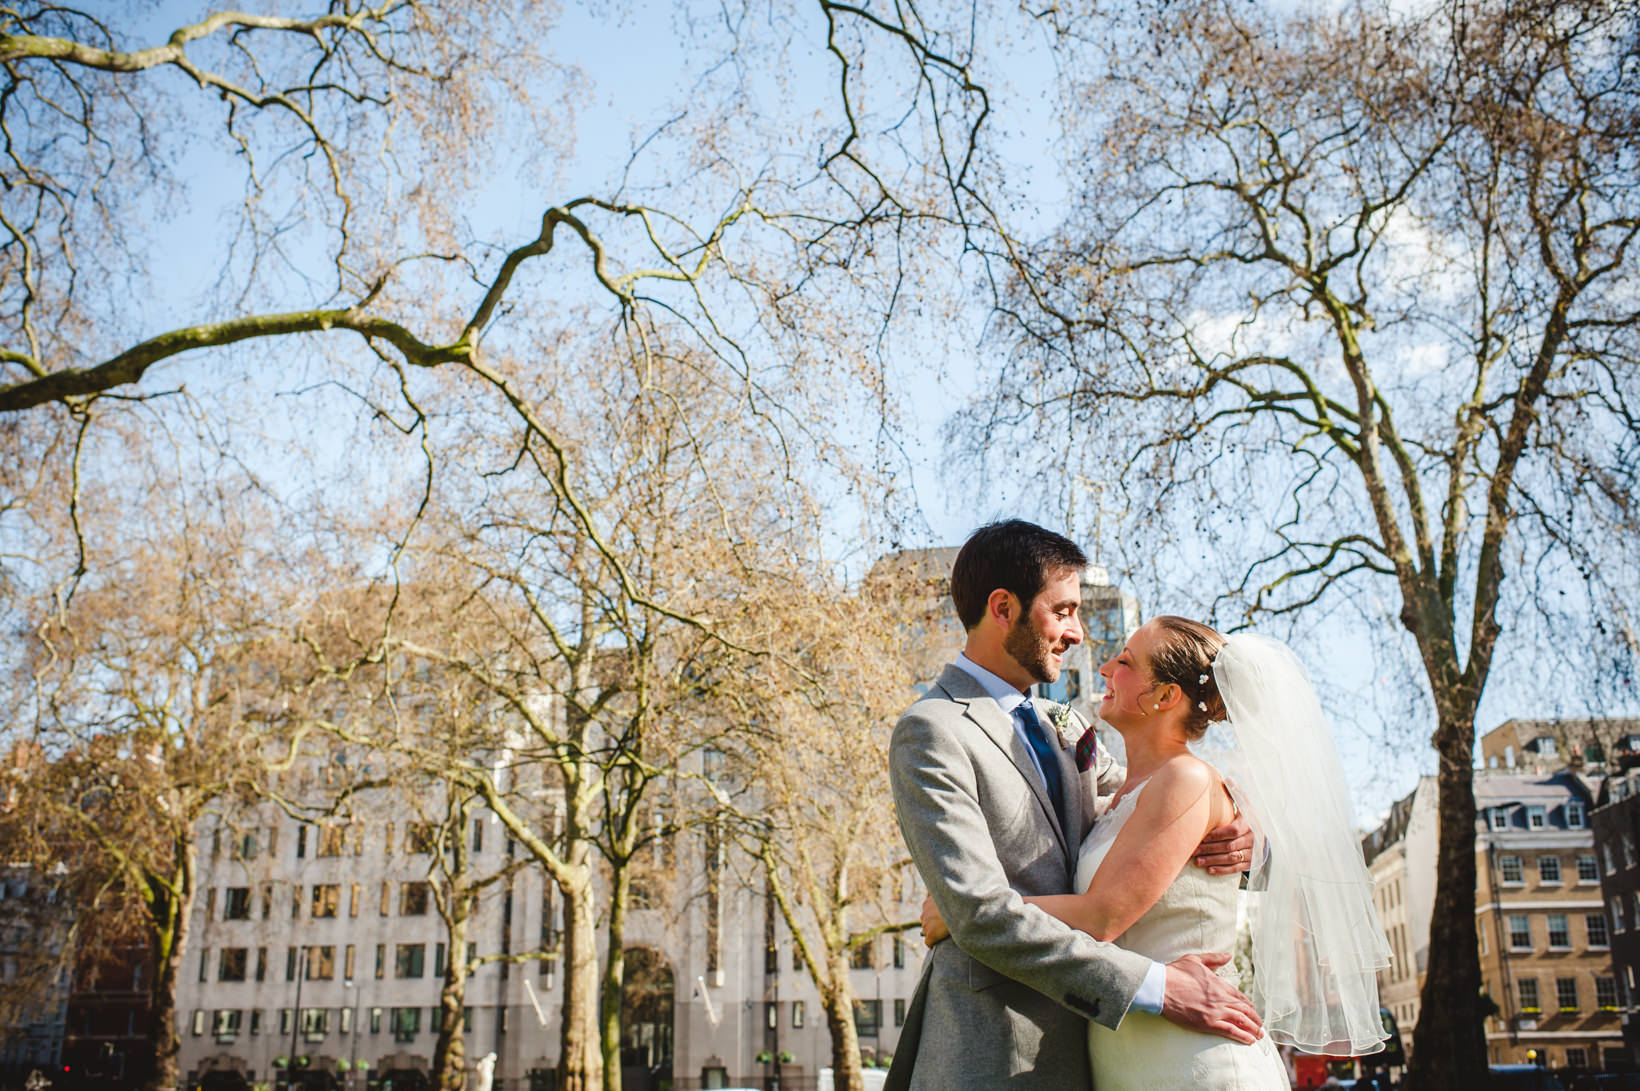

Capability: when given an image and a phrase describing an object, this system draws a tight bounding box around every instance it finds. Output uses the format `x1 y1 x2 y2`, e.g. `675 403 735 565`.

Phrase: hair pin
1198 701 1207 711
1198 674 1208 684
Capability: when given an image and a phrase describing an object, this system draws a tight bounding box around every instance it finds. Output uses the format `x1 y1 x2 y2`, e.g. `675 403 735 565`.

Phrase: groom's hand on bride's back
1193 812 1256 875
1160 953 1263 1044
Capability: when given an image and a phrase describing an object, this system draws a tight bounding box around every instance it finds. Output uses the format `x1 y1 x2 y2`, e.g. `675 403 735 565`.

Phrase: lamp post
288 946 307 1091
344 978 360 1090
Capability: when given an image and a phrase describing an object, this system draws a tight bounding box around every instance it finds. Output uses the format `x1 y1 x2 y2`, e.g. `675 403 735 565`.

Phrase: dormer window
1566 800 1586 829
1490 809 1510 831
1528 805 1546 830
1536 737 1558 757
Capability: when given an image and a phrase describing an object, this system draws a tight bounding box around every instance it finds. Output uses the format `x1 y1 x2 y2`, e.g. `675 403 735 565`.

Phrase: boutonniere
1045 701 1078 748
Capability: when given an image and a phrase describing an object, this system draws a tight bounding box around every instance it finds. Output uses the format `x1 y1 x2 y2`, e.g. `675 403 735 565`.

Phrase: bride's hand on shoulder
920 894 948 946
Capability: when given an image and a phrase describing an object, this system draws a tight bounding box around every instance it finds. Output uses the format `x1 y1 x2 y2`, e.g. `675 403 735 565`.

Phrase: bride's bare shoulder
1138 754 1223 813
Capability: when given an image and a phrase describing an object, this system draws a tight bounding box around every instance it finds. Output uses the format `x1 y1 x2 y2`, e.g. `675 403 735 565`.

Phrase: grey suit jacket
884 664 1150 1091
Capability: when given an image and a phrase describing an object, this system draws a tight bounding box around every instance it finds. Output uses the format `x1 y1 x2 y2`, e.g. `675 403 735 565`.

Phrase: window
391 1006 422 1041
286 947 298 982
1567 800 1586 828
792 1000 804 1028
345 944 355 981
1490 808 1509 831
218 948 248 983
395 944 426 979
1588 913 1610 948
1568 1048 1588 1069
292 885 302 919
235 831 259 861
1578 855 1600 883
223 887 252 920
280 1009 292 1035
340 1007 353 1035
1548 914 1570 949
261 883 274 920
255 948 266 983
370 1008 383 1034
853 998 882 1036
301 1008 330 1041
894 998 907 1026
851 938 874 970
405 822 436 854
306 946 335 981
1538 856 1562 884
399 882 431 916
1517 977 1541 1013
318 824 346 857
192 1009 207 1036
765 1002 778 1030
435 943 446 977
1598 977 1620 1011
311 884 340 919
1499 856 1524 884
199 947 210 982
249 1010 262 1036
1625 832 1637 869
1557 977 1579 1013
375 943 385 980
1508 915 1532 950
1528 805 1546 830
350 882 361 918
472 818 484 854
1605 844 1617 875
893 937 905 969
1613 897 1626 933
297 824 308 858
212 1009 242 1042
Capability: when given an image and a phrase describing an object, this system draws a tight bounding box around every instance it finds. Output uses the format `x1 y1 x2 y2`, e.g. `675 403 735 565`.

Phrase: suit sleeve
890 708 1152 1029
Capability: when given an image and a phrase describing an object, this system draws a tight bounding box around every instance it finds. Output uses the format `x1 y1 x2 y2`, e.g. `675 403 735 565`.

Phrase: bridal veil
1206 633 1393 1056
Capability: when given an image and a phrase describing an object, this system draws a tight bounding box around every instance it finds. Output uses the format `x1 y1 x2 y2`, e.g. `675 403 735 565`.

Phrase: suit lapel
934 665 1070 860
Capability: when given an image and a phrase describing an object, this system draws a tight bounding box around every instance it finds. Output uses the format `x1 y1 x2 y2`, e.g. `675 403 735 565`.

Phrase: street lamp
288 946 307 1091
344 978 362 1089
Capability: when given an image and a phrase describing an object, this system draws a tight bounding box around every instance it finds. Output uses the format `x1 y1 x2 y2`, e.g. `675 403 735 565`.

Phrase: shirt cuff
1132 960 1167 1014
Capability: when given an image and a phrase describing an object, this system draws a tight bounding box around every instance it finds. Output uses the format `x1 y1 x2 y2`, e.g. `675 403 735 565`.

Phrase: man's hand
919 894 949 946
1193 811 1255 875
1161 953 1263 1043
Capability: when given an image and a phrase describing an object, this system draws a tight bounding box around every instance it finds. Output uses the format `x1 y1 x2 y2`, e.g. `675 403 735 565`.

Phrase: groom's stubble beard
1004 610 1061 685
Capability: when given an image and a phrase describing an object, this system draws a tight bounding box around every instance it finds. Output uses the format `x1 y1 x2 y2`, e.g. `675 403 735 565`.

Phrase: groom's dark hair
950 520 1088 630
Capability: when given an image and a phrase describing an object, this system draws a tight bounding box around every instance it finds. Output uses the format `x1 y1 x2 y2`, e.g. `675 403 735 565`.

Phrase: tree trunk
821 960 864 1091
145 847 194 1091
432 900 471 1091
559 866 605 1091
1406 714 1489 1090
147 916 186 1091
601 866 631 1091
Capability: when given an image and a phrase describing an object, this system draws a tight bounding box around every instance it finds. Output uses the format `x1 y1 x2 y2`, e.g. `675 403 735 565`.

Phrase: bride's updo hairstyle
1147 616 1228 740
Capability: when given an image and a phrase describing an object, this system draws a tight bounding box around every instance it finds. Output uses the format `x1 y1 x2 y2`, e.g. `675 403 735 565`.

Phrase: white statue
474 1052 497 1091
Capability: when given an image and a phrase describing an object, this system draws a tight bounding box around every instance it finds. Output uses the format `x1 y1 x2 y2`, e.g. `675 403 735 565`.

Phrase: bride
924 615 1389 1089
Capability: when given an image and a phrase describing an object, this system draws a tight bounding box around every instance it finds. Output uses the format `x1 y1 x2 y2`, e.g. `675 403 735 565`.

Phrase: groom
885 520 1262 1090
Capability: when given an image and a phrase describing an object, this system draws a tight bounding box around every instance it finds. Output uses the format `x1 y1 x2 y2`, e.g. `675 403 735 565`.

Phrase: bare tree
913 2 1639 1085
727 572 924 1091
8 515 314 1091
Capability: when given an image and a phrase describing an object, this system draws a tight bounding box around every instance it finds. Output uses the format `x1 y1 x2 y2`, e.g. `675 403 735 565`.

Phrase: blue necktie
1016 700 1065 831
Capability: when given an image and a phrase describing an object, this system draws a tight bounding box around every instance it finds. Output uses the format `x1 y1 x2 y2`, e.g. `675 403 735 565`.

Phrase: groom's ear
985 587 1020 628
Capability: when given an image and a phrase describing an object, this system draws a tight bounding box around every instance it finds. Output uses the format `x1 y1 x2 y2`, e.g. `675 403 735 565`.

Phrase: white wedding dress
1074 779 1289 1090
